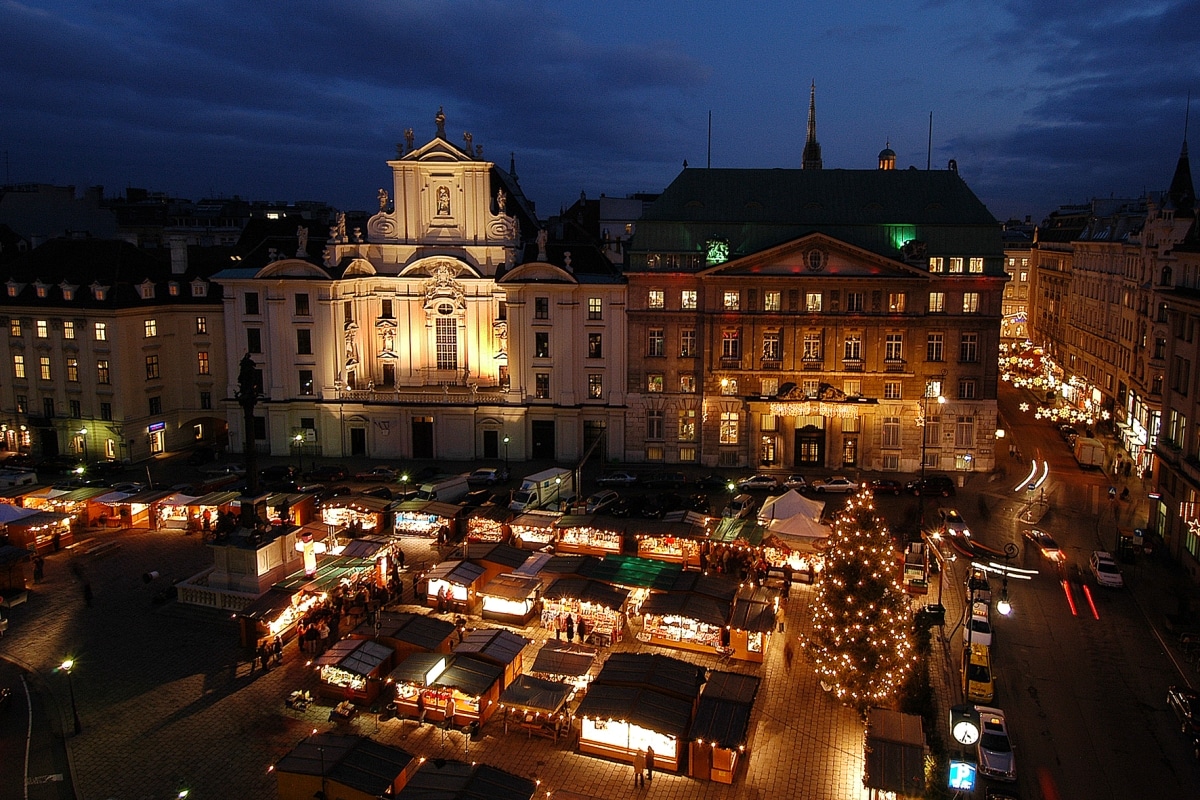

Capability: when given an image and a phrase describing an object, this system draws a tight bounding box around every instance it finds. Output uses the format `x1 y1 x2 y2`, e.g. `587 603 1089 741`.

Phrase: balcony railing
884 358 906 372
801 357 823 371
760 359 782 370
842 357 865 372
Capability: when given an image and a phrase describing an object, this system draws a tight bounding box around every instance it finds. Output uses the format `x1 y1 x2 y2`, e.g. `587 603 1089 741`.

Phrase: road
0 659 75 800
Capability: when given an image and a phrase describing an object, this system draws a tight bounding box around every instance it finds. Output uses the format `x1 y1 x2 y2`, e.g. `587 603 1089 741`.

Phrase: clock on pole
950 704 980 745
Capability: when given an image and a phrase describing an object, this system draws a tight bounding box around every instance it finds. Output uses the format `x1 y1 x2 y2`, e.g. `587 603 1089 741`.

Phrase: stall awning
119 488 174 505
10 510 70 527
0 504 37 524
513 552 552 577
575 683 694 738
510 510 561 528
53 486 109 503
592 652 707 701
634 517 709 540
531 640 596 678
709 517 767 546
21 487 68 501
275 733 415 797
499 674 571 715
321 495 392 514
433 653 503 697
469 505 514 525
465 541 528 571
272 555 375 592
391 499 462 521
398 760 536 800
388 652 451 686
237 589 297 621
316 638 393 676
93 490 133 505
191 490 242 507
455 628 528 667
542 577 629 610
554 513 624 533
158 492 200 507
351 612 455 651
729 589 777 632
640 591 732 628
663 571 739 601
579 554 683 590
537 554 594 577
340 536 393 559
479 574 541 602
691 672 760 748
425 559 485 587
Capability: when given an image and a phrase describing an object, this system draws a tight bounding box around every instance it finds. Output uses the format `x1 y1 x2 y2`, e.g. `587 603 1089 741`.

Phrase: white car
784 474 808 490
810 476 860 494
975 706 1016 782
737 474 783 492
938 507 971 538
963 601 993 647
597 471 639 487
1089 551 1124 587
585 490 619 514
467 467 509 487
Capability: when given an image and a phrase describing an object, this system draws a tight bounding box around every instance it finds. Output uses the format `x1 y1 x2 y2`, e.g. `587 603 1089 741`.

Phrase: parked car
868 478 903 496
355 466 398 481
585 490 620 514
609 495 646 518
1168 685 1200 736
938 507 972 538
36 455 82 475
294 482 326 495
108 481 146 494
685 493 710 513
89 459 127 477
968 567 993 603
810 476 860 494
467 467 509 487
963 601 993 647
461 488 492 507
360 485 393 500
1089 550 1124 587
640 493 683 519
186 446 217 466
695 473 732 491
202 462 246 477
784 474 808 490
737 474 783 492
307 465 349 482
975 706 1016 782
905 474 956 496
645 472 689 489
316 485 353 506
261 464 300 482
1022 528 1063 562
597 470 639 487
1059 424 1081 441
723 493 756 519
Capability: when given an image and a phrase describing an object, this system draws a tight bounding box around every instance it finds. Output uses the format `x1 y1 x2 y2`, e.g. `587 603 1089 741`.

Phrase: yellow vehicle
963 642 994 703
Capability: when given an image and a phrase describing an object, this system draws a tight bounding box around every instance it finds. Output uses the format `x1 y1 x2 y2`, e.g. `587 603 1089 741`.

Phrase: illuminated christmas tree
801 488 914 711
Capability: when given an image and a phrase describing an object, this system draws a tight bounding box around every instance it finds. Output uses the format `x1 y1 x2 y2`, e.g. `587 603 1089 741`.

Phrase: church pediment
401 256 484 280
257 259 333 280
498 262 578 284
399 137 475 164
700 233 928 279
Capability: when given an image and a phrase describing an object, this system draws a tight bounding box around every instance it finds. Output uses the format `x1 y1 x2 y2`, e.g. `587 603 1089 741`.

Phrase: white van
415 473 470 504
723 494 755 519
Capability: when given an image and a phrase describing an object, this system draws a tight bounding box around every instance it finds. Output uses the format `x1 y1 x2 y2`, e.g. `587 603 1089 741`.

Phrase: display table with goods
540 577 629 647
392 500 462 538
638 591 732 654
554 514 624 555
510 510 561 549
466 505 515 543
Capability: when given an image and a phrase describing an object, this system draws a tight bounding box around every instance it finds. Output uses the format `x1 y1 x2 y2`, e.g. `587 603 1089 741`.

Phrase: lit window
535 332 550 358
95 322 107 341
723 291 740 310
763 331 781 361
63 321 75 340
97 360 110 384
36 320 47 338
884 381 902 400
928 292 945 313
66 358 78 382
647 374 664 393
146 354 160 380
145 319 157 338
928 257 944 273
719 412 739 444
888 293 906 312
805 292 822 312
678 410 696 441
588 373 604 398
963 292 980 313
761 377 779 396
885 334 904 362
535 373 550 399
588 297 603 319
949 257 964 273
680 329 697 358
720 378 738 396
969 257 983 273
680 374 696 393
39 356 50 380
764 291 781 311
803 333 822 361
648 290 664 310
197 351 210 375
12 354 24 378
9 319 20 337
195 316 207 334
681 290 697 310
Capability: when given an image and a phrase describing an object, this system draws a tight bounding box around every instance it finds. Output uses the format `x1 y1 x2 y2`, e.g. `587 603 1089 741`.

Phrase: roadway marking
25 774 63 785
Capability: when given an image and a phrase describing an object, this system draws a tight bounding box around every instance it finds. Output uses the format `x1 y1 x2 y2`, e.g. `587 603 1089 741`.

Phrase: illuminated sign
947 761 976 791
148 422 166 432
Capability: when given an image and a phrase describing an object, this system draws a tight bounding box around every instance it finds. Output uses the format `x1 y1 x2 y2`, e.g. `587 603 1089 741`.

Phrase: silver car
975 706 1015 781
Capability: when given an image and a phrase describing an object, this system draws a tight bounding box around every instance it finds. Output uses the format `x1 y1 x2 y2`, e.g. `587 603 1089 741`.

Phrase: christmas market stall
453 627 528 689
509 510 560 550
530 639 597 693
688 671 761 784
639 591 733 655
464 542 530 585
579 553 685 614
541 577 629 647
86 489 132 528
16 486 68 510
349 611 455 660
0 543 30 599
235 491 317 528
4 509 72 554
466 505 514 543
274 732 419 800
479 574 542 624
104 487 173 529
386 652 504 727
320 495 392 536
727 585 777 663
391 500 463 541
553 514 624 556
574 652 706 773
424 560 485 614
186 490 243 535
498 673 573 740
236 586 328 649
315 638 396 705
0 484 39 507
340 535 407 589
154 492 201 530
38 486 110 528
634 513 710 567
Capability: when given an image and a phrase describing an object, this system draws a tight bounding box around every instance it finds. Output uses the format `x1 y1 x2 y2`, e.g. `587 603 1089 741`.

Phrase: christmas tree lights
801 489 914 711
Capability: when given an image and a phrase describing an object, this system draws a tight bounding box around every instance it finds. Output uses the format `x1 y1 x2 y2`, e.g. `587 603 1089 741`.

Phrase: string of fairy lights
999 341 1110 428
800 489 914 710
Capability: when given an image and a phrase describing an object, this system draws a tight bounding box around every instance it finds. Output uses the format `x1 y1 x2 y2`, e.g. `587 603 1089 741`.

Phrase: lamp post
996 542 1017 616
294 433 304 475
333 376 344 458
502 435 510 471
78 426 88 465
916 380 947 538
60 658 82 735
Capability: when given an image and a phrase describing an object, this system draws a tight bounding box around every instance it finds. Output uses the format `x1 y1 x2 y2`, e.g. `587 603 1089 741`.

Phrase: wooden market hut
639 591 733 654
424 560 485 613
154 492 201 530
635 513 711 567
478 573 542 624
688 671 761 784
4 509 72 554
0 543 30 596
508 509 560 550
393 759 536 800
236 586 328 648
186 490 243 532
464 541 529 585
497 674 573 740
348 611 455 660
320 495 392 536
554 514 624 556
529 639 597 696
88 489 134 528
386 652 504 728
575 652 706 773
106 487 173 529
274 733 419 800
541 577 629 647
466 505 515 543
453 627 528 689
314 638 396 704
240 491 317 528
340 535 406 587
391 500 463 540
727 585 777 663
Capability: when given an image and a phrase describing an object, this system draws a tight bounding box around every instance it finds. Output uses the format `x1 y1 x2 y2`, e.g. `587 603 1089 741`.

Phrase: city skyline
2 1 1196 224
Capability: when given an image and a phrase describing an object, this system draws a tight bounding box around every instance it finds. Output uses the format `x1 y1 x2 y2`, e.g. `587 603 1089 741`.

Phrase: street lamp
60 658 82 735
78 427 88 464
996 542 1017 616
502 435 510 471
916 380 947 537
400 473 409 499
333 376 345 457
294 433 304 475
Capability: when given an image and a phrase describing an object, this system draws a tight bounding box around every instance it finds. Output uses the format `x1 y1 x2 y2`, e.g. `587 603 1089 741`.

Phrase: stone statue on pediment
435 106 446 139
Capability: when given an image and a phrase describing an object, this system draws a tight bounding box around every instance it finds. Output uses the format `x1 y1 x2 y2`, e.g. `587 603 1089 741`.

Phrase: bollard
143 570 160 584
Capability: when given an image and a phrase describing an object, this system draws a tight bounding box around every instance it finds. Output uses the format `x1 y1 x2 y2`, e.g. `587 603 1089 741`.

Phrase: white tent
758 489 823 523
0 504 38 525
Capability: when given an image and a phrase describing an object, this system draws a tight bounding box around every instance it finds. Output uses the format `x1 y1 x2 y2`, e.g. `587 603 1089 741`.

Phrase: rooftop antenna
707 110 712 169
927 112 933 170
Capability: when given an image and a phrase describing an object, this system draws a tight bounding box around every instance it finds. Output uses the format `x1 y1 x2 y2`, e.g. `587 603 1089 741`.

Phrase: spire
509 151 519 181
1169 96 1195 216
802 81 823 170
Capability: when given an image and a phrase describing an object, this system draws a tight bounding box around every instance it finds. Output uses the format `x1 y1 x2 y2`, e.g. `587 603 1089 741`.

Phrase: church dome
878 142 896 170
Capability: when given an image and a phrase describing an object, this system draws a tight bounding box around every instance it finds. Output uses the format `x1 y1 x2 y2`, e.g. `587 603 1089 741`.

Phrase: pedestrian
395 547 405 570
784 640 795 671
633 748 646 787
52 530 61 552
33 555 44 582
83 581 93 607
566 614 575 642
416 690 426 722
645 745 655 781
273 635 283 666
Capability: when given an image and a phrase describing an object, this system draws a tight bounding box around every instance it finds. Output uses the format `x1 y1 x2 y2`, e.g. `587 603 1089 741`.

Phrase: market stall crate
688 671 760 783
387 652 503 727
554 514 624 556
424 560 485 614
509 509 561 550
314 638 396 705
479 574 542 625
541 577 629 647
466 505 515 543
453 627 528 689
727 586 777 663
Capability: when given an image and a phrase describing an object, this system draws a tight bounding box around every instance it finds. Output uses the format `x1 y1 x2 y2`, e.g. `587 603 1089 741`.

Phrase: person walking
633 748 646 787
33 555 44 582
566 614 575 643
645 745 655 781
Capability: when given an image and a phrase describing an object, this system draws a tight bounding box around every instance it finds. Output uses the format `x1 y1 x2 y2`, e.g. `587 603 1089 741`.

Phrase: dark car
641 492 684 519
307 465 349 482
360 485 393 500
36 455 82 476
905 474 956 497
597 470 640 487
187 446 217 466
261 464 300 482
645 472 689 489
610 495 646 518
695 473 732 491
461 488 492 507
1168 685 1200 736
868 478 903 496
316 485 353 505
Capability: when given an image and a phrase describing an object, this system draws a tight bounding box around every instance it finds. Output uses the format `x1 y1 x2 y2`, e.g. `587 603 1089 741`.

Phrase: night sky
3 0 1196 223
